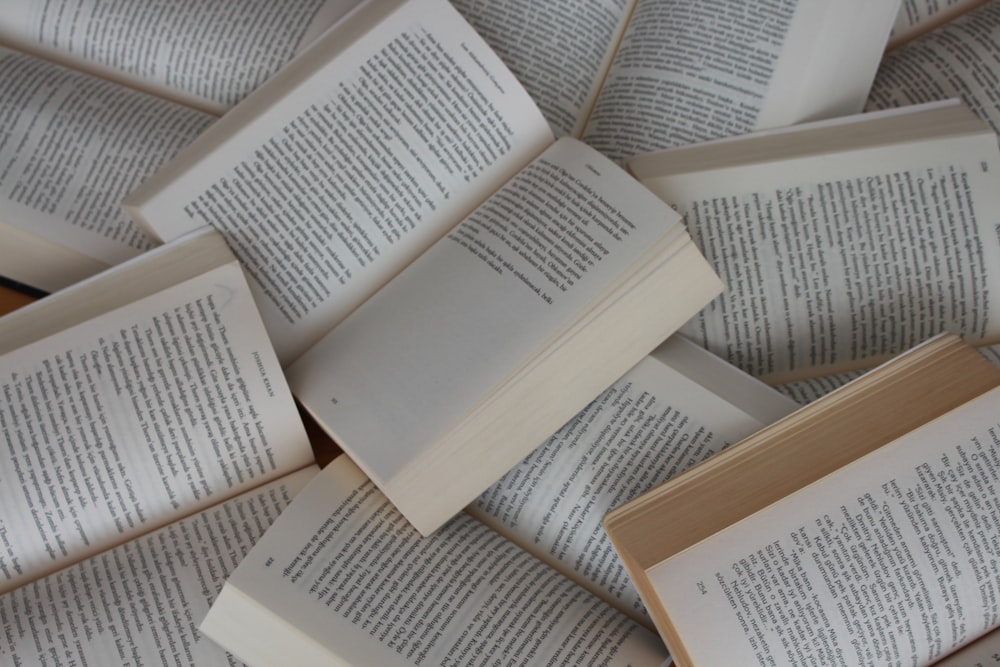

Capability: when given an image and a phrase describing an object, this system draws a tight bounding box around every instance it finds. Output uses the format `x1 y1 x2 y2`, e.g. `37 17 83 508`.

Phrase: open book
0 0 359 114
1 468 318 665
604 333 1000 666
0 229 317 601
626 100 1000 383
0 0 357 294
452 0 900 160
123 0 720 534
870 0 1000 134
199 338 796 664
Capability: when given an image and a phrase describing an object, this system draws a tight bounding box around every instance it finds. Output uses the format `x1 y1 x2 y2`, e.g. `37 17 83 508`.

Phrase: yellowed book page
869 1 1000 134
0 48 214 292
0 0 360 113
125 0 553 365
0 467 315 666
649 385 1000 666
201 456 669 667
634 116 1000 383
581 0 898 161
0 259 312 594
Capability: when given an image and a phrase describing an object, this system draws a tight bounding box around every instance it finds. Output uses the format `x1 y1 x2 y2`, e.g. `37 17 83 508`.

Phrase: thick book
198 339 796 664
870 0 1000 134
122 0 721 535
0 0 354 293
452 0 900 160
627 100 1000 383
604 333 1000 667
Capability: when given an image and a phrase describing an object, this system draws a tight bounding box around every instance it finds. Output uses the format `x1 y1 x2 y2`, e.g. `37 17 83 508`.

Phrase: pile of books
2 0 1000 665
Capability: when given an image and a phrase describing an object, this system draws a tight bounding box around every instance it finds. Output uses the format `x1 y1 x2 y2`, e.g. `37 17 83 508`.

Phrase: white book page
932 628 1000 666
0 468 315 666
581 0 898 161
202 457 669 667
868 2 1000 135
640 131 1000 382
288 138 677 516
451 0 635 137
773 369 866 405
648 385 1000 667
470 337 797 623
0 262 313 594
888 0 989 48
0 0 361 113
126 0 553 365
0 48 214 291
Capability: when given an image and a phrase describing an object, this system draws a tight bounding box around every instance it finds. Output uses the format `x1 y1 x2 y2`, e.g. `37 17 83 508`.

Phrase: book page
469 337 797 624
0 0 361 113
125 0 553 365
648 385 1000 667
451 0 635 137
638 130 1000 382
773 369 866 405
0 261 313 594
201 456 669 666
933 628 1000 666
0 467 315 666
868 2 1000 135
581 0 898 161
0 48 214 292
288 137 687 532
888 0 990 49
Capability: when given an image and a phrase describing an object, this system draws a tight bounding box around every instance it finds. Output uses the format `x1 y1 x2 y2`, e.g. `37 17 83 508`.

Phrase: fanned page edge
288 137 720 536
603 334 1000 657
647 381 1000 666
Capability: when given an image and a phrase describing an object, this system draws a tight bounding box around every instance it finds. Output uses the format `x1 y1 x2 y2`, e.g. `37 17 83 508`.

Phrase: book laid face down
627 100 1000 384
0 229 316 596
451 0 900 160
604 333 1000 667
121 0 721 535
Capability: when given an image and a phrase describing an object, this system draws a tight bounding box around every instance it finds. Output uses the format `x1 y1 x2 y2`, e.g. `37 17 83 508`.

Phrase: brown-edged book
605 333 1000 667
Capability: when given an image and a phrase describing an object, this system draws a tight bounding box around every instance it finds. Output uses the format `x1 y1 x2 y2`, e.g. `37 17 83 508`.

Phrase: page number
696 581 707 595
983 161 990 173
